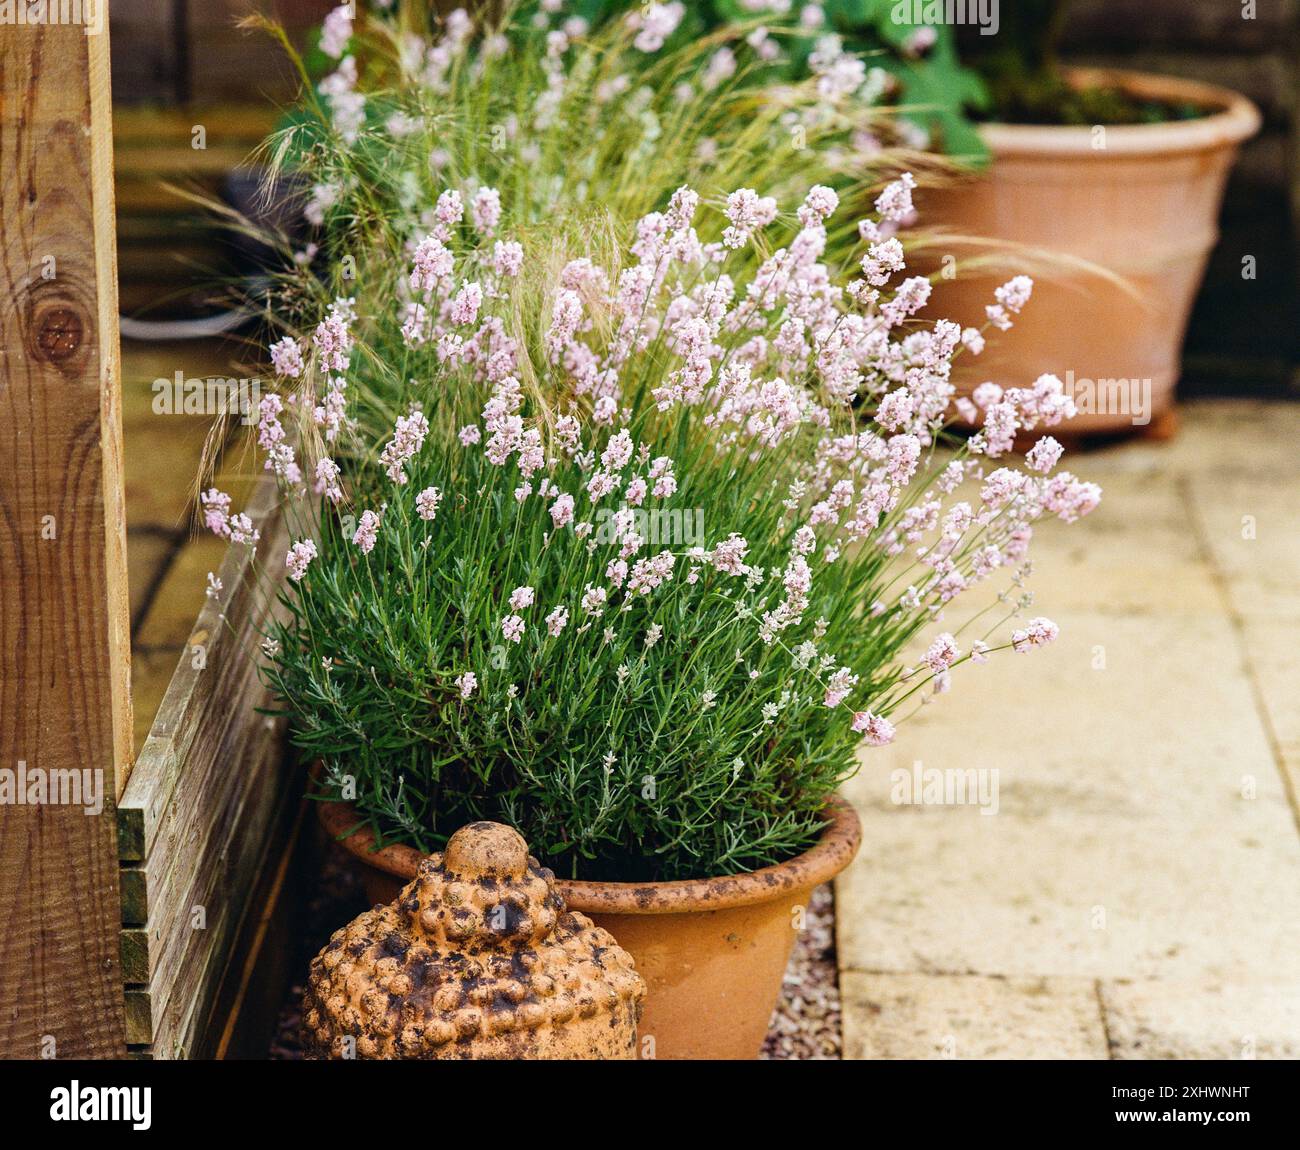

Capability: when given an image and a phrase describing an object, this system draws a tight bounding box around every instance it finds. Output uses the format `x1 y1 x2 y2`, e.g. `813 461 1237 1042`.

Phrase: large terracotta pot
920 68 1259 434
318 796 862 1060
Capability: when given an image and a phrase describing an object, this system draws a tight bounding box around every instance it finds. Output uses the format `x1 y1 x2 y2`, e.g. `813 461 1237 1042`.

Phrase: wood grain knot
34 307 85 362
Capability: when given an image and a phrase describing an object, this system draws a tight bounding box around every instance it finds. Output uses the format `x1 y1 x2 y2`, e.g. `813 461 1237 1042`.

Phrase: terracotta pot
318 796 862 1060
920 68 1260 434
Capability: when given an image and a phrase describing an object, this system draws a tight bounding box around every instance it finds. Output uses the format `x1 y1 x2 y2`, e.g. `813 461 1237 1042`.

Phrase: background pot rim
976 67 1261 158
317 793 862 915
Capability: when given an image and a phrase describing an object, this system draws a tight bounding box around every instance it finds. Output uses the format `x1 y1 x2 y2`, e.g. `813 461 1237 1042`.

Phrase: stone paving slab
842 972 1109 1060
837 402 1300 1060
1100 979 1300 1060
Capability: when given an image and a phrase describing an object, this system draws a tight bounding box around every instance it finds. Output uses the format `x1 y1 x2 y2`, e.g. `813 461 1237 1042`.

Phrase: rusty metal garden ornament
302 822 645 1059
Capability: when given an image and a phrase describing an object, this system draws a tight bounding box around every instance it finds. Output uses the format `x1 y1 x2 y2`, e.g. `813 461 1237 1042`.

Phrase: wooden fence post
0 5 131 1057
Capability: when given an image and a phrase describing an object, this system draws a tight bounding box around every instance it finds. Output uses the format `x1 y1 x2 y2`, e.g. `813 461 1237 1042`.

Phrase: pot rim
317 793 862 915
977 67 1261 158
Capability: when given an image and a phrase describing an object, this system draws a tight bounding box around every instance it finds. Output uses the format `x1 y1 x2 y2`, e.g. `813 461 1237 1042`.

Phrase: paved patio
836 401 1300 1059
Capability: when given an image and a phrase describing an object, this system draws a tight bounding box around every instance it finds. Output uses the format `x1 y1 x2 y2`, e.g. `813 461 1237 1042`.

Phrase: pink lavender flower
352 509 380 554
902 26 937 56
549 492 575 528
317 58 365 144
824 666 859 708
1026 436 1064 473
269 336 304 378
587 471 618 503
973 402 1018 458
435 188 464 226
455 671 477 700
627 551 675 595
493 240 524 278
711 533 749 576
629 1 684 52
860 237 905 287
471 186 501 235
666 185 699 232
581 585 607 615
257 393 298 480
1041 473 1102 523
1012 616 1059 653
303 184 339 228
313 301 354 374
286 539 318 582
723 188 778 249
649 456 676 498
410 234 454 296
981 468 1026 509
1011 373 1077 429
970 640 991 664
509 586 535 611
201 488 232 537
986 276 1034 331
415 486 442 521
449 281 483 326
458 424 481 446
501 614 525 643
995 275 1034 314
379 410 429 485
923 633 960 674
228 513 259 545
852 711 896 746
874 173 916 222
798 185 839 227
601 429 634 472
319 5 352 59
315 457 343 503
546 290 584 360
546 606 569 637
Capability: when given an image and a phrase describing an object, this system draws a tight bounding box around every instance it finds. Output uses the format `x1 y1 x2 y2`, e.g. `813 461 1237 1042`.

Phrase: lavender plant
206 168 1100 882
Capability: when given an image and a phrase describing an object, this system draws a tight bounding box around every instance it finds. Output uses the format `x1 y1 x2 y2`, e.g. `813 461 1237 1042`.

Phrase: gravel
760 883 842 1060
270 851 841 1060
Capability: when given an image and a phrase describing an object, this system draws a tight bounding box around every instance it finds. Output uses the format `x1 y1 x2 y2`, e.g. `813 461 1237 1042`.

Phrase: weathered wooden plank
148 710 290 1057
0 13 130 1059
121 866 149 925
124 989 154 1048
121 691 286 989
120 689 287 1052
